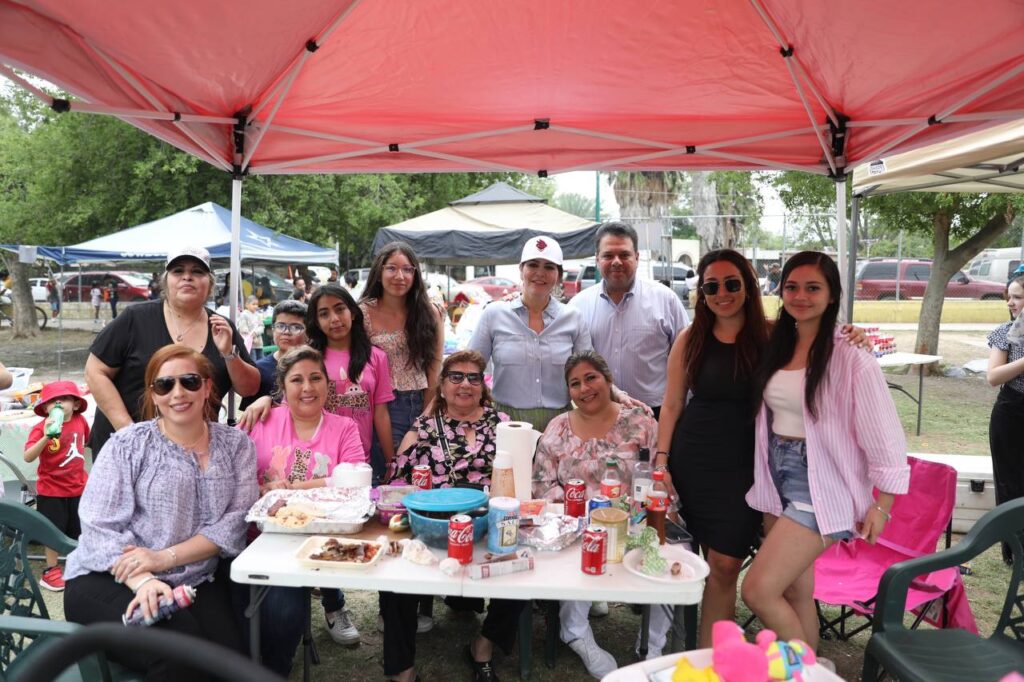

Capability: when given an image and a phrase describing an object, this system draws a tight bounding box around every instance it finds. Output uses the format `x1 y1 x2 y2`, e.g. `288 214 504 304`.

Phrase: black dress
669 334 760 559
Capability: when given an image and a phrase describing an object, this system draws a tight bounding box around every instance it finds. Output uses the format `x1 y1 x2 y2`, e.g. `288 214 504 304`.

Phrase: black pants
64 563 243 681
990 385 1024 558
379 592 525 676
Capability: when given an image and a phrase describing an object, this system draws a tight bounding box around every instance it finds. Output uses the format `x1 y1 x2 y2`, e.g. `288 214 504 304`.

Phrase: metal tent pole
847 195 860 323
228 177 243 424
836 178 848 324
57 249 64 379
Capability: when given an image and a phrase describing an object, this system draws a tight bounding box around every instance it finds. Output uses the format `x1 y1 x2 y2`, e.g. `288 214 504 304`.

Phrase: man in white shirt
569 222 690 419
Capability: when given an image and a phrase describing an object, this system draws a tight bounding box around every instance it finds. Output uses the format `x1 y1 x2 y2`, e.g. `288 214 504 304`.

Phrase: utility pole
594 171 601 223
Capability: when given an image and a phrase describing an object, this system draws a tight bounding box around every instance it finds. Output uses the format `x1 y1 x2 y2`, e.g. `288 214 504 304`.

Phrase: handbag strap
434 413 457 486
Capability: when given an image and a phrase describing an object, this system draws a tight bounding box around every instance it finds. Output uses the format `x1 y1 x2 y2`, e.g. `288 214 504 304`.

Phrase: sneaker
634 646 663 661
567 632 617 679
818 657 836 673
40 566 64 592
325 609 360 646
589 601 609 618
375 614 434 634
464 645 499 682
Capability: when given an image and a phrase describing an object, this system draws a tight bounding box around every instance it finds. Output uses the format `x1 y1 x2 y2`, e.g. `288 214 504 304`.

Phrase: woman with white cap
85 246 260 454
468 235 592 432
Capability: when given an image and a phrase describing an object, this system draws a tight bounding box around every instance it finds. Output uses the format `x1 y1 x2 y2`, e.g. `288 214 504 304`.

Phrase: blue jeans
767 434 854 542
251 587 343 677
371 389 424 485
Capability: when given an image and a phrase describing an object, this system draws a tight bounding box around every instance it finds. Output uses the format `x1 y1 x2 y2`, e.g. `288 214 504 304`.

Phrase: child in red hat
23 380 90 592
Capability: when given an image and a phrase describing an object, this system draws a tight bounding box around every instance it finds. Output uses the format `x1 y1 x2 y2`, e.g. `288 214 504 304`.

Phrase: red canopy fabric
2 0 1023 177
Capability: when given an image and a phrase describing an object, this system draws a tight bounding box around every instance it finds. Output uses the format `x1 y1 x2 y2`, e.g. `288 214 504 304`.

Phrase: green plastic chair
862 497 1024 681
0 500 139 681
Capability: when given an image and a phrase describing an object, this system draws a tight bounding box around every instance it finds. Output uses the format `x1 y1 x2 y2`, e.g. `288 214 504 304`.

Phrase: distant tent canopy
372 182 599 265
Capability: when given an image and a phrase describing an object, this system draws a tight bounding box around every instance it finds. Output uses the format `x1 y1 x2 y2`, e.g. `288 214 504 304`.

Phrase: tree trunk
914 206 1015 370
2 254 40 339
690 172 719 252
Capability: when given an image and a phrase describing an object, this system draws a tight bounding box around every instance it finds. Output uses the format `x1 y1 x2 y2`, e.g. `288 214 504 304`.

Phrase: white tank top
765 368 806 438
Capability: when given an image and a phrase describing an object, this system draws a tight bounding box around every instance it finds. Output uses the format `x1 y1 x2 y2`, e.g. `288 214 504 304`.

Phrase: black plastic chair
862 497 1024 682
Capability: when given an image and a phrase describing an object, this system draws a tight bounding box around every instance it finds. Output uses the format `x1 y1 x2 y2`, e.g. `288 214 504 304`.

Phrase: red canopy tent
2 0 1024 313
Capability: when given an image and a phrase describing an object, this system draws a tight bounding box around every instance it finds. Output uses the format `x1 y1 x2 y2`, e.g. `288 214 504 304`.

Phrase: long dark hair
306 284 372 385
753 251 842 420
683 249 768 384
360 241 439 375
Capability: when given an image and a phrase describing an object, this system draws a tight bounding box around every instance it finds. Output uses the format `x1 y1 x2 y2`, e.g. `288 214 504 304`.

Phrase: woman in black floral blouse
382 350 523 682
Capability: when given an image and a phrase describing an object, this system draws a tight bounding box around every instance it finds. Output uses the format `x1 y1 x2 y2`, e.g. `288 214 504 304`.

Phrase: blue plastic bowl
407 507 489 549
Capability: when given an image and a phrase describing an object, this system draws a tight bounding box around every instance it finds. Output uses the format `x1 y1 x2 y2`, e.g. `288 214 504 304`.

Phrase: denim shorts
768 433 854 542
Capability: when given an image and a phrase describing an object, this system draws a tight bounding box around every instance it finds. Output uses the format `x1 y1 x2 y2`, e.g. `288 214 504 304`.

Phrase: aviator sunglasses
151 373 204 395
701 278 743 296
444 371 484 386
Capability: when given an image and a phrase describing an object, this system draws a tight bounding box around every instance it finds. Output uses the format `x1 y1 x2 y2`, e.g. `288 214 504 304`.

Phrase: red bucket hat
34 381 89 417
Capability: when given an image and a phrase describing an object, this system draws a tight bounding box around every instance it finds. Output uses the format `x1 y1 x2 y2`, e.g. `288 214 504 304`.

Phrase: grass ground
10 323 1010 681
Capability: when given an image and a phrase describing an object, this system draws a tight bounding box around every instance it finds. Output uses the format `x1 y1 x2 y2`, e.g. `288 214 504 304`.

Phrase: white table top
876 351 942 367
232 530 704 606
602 648 843 681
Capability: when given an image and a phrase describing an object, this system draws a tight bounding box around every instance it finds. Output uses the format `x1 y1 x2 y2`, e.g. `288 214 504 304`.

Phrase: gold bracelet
165 547 178 566
874 505 891 521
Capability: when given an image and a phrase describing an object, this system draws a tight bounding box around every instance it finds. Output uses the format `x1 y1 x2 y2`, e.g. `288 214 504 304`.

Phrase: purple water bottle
123 584 196 626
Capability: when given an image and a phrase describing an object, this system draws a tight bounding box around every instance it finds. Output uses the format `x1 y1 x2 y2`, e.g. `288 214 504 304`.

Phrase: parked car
28 277 50 302
465 276 520 300
62 271 151 302
561 268 583 299
652 264 696 305
855 259 1007 300
967 247 1022 285
214 268 292 304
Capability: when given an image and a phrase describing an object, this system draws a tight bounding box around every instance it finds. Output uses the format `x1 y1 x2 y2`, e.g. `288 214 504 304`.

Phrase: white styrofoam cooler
911 452 995 533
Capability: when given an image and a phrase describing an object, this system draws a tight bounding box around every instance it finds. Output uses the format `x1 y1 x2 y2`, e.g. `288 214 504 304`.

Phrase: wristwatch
221 347 238 361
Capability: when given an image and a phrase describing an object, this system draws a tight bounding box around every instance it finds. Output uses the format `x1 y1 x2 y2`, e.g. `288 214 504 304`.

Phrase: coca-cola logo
565 487 585 502
582 537 604 553
449 525 474 544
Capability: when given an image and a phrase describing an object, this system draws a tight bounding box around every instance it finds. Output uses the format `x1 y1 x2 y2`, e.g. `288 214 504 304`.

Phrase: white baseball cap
166 246 211 272
520 236 563 266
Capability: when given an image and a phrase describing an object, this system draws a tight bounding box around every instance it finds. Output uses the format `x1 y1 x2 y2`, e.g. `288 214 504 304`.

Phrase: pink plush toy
710 621 768 682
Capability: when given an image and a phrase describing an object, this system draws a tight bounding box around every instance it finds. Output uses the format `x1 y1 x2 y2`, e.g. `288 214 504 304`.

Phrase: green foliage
552 192 608 221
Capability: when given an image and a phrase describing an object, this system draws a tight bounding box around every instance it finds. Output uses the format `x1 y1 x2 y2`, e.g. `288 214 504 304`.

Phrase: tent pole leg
228 177 243 425
847 195 860 323
836 178 848 324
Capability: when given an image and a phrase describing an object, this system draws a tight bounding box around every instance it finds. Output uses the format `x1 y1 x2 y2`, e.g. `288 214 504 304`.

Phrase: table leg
917 364 924 436
543 601 559 669
244 585 270 664
518 602 532 680
638 605 651 659
683 604 697 651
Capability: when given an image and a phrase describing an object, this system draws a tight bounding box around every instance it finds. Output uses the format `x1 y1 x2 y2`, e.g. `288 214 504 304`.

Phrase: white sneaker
589 601 609 618
568 632 617 679
325 609 360 646
375 613 434 634
818 657 836 673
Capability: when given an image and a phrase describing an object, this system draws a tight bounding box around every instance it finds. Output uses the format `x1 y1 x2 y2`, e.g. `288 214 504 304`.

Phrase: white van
968 248 1023 285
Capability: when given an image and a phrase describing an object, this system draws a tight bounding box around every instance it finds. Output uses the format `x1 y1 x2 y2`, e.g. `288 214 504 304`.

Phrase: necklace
159 418 209 455
167 303 205 342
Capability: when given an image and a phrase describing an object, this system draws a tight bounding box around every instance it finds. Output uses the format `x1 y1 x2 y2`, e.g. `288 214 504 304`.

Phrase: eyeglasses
701 279 743 296
444 371 483 386
383 265 416 277
151 373 204 396
273 322 306 334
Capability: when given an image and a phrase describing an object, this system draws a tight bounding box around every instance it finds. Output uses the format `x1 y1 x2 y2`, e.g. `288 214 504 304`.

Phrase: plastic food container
375 484 418 525
403 488 490 549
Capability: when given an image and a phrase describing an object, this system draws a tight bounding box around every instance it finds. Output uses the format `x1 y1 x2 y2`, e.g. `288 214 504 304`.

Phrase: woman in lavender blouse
64 344 257 680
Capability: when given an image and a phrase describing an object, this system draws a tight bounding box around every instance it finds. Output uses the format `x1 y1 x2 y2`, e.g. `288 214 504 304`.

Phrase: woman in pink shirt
742 251 909 653
245 345 364 674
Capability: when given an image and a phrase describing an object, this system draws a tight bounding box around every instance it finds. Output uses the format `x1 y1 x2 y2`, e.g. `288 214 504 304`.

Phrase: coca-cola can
448 514 474 565
565 479 586 517
411 464 432 490
581 525 607 575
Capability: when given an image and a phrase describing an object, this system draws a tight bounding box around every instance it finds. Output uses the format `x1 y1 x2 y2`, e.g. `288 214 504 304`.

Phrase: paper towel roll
330 462 373 488
496 421 542 501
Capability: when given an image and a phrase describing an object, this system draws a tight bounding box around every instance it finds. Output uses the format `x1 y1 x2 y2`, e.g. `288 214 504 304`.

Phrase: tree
608 172 688 254
552 192 608 221
685 172 763 252
772 171 1024 361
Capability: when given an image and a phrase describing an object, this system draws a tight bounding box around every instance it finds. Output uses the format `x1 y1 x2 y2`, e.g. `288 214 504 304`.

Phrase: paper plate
401 488 489 513
622 545 709 584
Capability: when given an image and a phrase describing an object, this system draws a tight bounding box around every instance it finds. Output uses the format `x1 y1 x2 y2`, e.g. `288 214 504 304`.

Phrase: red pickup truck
855 259 1006 300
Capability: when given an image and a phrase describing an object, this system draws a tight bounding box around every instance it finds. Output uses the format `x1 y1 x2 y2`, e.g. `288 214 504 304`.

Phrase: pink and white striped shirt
746 334 910 536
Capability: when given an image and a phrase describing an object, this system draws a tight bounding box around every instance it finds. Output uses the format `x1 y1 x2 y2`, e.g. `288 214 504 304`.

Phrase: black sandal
464 645 499 682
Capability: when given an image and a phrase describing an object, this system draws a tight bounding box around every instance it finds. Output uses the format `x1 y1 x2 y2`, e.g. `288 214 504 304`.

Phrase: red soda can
565 479 586 517
411 464 432 490
448 514 474 565
581 525 607 575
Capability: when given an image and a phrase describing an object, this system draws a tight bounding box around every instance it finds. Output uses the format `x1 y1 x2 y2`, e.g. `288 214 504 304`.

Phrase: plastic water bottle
44 403 64 439
600 458 622 500
630 448 652 531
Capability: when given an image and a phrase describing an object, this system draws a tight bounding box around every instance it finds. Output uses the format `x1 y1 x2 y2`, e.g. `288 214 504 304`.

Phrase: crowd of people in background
2 222 1022 682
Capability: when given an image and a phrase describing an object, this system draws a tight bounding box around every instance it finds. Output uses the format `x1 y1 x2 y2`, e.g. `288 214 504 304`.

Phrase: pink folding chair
813 456 978 640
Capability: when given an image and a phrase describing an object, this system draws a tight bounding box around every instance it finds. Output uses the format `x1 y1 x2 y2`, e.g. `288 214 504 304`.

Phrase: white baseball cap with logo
520 236 563 266
166 246 212 272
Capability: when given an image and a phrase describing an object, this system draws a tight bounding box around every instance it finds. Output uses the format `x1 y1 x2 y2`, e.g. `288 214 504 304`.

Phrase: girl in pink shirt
742 251 909 652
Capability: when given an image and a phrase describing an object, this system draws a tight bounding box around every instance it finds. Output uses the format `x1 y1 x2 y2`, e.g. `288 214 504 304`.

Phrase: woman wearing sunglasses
64 345 257 679
656 249 870 648
382 350 524 682
244 345 365 674
532 351 660 677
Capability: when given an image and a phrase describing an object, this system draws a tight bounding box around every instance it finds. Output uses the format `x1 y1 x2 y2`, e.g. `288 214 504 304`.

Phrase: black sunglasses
444 371 483 386
701 279 743 296
151 373 204 396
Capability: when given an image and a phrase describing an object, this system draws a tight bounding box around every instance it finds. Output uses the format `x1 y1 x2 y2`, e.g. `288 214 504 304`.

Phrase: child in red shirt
23 381 90 592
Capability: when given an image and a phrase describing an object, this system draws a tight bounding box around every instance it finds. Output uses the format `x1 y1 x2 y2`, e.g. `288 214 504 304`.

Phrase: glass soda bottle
600 458 622 500
646 468 670 545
